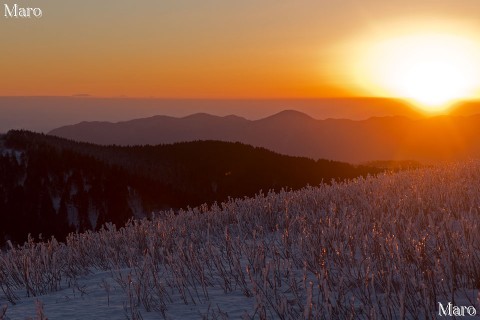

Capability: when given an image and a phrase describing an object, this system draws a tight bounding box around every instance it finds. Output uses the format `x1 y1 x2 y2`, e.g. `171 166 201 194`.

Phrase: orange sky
2 1 480 99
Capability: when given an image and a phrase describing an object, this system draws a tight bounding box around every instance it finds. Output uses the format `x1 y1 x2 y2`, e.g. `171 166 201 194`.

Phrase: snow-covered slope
2 161 480 319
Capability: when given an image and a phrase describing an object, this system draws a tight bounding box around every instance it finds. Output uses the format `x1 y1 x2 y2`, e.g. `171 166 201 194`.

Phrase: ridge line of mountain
48 110 480 163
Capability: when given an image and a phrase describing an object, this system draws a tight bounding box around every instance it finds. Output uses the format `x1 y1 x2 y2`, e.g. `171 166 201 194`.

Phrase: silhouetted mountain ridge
0 97 431 133
50 111 480 163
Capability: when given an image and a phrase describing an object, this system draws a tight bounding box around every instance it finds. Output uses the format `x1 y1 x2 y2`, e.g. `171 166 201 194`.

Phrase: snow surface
1 265 262 319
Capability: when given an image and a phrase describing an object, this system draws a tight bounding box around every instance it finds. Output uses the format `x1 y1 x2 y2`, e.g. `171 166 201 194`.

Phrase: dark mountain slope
0 130 381 245
0 133 180 244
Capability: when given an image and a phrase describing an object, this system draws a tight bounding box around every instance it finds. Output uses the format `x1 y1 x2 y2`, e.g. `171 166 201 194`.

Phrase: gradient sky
3 0 480 98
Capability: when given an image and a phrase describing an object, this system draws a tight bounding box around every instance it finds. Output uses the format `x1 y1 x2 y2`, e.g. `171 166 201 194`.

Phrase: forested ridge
0 130 382 245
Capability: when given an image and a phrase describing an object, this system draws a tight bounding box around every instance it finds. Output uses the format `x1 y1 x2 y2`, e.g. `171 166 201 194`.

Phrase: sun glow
351 25 480 113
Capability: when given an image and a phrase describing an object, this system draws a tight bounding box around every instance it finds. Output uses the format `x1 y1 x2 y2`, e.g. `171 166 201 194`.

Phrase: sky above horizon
3 0 480 101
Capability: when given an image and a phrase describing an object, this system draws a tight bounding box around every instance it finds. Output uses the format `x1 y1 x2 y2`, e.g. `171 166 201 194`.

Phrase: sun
367 34 480 112
350 26 480 113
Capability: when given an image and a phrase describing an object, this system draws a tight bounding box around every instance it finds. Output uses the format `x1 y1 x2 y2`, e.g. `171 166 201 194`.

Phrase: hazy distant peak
114 115 174 126
223 114 248 121
261 109 315 121
180 113 250 124
182 113 219 120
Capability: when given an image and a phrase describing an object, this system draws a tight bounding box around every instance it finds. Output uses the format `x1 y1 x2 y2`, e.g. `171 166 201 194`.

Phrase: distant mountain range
4 96 480 133
50 110 480 163
0 130 380 245
0 97 422 133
